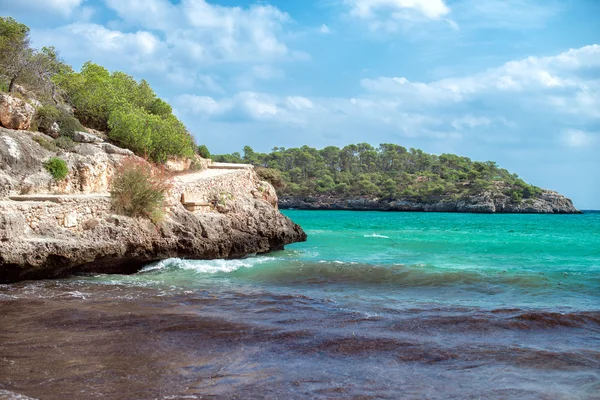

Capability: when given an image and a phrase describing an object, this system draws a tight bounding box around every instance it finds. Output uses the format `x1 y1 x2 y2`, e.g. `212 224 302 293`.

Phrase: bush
55 136 75 151
256 167 285 190
57 113 84 138
33 135 58 152
35 105 60 133
197 144 210 159
108 106 196 163
110 157 171 223
44 157 68 180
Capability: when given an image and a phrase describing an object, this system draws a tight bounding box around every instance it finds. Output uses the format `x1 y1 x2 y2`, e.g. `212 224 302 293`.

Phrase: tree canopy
213 144 543 203
0 17 197 163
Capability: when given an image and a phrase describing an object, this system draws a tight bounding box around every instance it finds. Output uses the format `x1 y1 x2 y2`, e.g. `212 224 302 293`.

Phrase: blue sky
1 0 599 208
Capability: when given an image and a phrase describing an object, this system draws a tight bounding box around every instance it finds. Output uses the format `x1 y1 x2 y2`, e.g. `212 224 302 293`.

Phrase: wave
225 260 599 293
364 234 390 239
135 258 598 299
140 257 277 275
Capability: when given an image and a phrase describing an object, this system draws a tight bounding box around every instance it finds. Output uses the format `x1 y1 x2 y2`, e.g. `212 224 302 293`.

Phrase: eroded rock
0 93 35 130
0 127 307 283
72 130 103 143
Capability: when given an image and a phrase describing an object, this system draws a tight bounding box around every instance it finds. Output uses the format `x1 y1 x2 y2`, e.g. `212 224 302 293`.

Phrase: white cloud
286 96 314 110
319 24 331 34
343 0 452 32
346 0 450 20
0 0 84 17
174 94 225 116
29 0 306 92
102 0 297 63
361 45 600 116
561 129 596 148
33 23 166 74
175 44 599 154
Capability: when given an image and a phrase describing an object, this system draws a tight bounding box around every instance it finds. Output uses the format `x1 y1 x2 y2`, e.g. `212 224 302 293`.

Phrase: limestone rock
165 157 192 172
0 126 307 283
72 130 103 143
279 191 580 214
101 143 134 156
0 213 26 241
0 93 35 130
46 122 60 139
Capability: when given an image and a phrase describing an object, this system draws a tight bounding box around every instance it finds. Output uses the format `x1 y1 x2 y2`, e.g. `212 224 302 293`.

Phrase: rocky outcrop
0 127 306 283
279 191 581 214
72 130 103 143
0 93 35 130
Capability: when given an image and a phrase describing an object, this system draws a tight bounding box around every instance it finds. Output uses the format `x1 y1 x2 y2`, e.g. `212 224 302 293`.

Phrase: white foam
364 234 390 239
141 257 277 275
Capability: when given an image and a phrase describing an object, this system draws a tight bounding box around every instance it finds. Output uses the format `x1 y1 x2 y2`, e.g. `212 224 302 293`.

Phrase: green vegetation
110 157 171 224
1 17 196 163
197 144 211 159
54 62 196 162
55 136 75 152
33 135 58 152
44 157 68 180
213 144 543 203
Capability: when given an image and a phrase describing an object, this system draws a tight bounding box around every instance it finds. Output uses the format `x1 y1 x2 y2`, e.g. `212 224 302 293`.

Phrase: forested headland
213 144 543 204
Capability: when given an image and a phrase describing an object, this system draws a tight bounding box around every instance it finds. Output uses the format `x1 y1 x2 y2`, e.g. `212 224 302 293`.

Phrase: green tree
0 17 32 93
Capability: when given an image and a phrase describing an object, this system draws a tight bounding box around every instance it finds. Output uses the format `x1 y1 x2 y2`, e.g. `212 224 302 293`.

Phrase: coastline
0 127 306 283
279 193 581 214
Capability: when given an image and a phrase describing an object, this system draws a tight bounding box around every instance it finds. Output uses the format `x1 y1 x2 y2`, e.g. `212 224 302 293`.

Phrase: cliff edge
0 127 306 283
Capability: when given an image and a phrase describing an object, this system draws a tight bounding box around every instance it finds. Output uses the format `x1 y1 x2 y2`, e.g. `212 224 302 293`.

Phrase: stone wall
175 169 278 211
0 196 111 236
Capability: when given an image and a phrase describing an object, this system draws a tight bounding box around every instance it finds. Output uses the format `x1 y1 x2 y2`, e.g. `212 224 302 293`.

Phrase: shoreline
278 194 581 214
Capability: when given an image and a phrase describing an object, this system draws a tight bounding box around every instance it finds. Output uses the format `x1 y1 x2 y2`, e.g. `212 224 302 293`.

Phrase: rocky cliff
0 127 306 283
279 191 580 214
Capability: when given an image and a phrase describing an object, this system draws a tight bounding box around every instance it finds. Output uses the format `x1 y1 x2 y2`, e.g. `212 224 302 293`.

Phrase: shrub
33 135 58 152
108 106 196 163
44 157 68 180
197 144 210 159
55 136 75 151
57 112 84 138
110 157 171 224
256 167 285 190
510 190 523 203
35 105 60 132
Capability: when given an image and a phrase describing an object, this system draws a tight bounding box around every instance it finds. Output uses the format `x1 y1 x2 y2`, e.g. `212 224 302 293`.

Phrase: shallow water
1 211 599 399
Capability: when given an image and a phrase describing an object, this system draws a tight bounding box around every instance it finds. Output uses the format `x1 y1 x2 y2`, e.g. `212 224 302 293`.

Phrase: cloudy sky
2 0 599 208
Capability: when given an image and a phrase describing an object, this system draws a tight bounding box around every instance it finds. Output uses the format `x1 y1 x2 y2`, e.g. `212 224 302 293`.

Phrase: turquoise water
2 211 599 398
115 210 600 312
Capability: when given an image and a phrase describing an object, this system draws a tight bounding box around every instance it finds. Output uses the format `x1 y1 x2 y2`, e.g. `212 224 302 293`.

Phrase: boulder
0 93 35 130
72 130 103 143
46 122 60 139
101 143 134 156
165 157 192 172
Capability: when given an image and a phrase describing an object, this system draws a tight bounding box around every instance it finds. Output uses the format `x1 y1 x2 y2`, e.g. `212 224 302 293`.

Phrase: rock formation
279 191 580 214
0 127 306 283
0 93 35 131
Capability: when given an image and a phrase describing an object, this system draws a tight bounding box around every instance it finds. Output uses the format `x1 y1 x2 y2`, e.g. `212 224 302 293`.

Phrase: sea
1 211 599 399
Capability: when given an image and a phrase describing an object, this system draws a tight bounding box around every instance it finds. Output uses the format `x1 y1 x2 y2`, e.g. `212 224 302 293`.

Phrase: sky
1 0 599 209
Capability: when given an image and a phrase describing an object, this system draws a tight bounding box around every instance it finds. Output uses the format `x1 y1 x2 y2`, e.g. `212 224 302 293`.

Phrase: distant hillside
213 144 580 213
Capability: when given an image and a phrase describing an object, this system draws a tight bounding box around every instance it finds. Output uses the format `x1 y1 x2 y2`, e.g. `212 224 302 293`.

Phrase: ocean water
1 211 599 399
